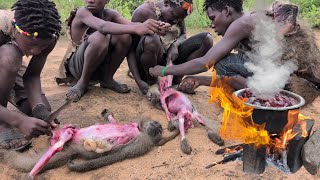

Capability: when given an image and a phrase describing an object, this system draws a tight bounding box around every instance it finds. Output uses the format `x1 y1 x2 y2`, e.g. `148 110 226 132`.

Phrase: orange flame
298 113 311 121
208 68 306 151
298 114 310 138
208 69 270 147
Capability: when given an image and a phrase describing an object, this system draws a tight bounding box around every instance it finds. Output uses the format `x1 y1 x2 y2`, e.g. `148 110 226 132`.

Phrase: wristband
161 66 167 77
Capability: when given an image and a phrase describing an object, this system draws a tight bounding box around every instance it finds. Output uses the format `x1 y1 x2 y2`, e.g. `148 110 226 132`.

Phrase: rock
243 144 266 174
302 130 320 175
287 119 314 173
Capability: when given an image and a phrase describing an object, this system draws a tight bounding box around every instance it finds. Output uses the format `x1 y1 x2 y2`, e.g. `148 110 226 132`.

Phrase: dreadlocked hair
12 0 62 39
203 0 243 12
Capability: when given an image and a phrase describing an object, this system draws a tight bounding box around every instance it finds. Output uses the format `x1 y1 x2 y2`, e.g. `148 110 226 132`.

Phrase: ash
266 150 291 174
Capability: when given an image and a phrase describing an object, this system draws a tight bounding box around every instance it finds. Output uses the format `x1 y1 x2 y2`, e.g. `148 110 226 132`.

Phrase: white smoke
244 0 297 99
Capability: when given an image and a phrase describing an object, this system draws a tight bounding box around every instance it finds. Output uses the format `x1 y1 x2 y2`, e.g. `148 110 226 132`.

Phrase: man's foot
178 87 196 94
66 86 87 102
100 80 131 93
0 128 31 151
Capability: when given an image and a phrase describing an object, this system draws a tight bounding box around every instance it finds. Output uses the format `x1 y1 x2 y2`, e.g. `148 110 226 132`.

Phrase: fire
208 69 270 147
224 146 243 155
208 68 309 150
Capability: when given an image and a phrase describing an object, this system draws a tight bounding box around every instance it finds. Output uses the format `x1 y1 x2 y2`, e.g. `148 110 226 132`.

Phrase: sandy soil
0 29 320 180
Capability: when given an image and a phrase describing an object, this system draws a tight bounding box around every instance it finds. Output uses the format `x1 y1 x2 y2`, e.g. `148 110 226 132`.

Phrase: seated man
149 0 320 104
56 0 167 102
128 0 213 94
0 0 61 150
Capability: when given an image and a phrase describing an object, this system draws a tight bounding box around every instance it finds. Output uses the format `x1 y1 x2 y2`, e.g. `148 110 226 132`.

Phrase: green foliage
291 0 320 28
185 0 211 28
0 0 14 9
108 0 144 19
0 0 319 28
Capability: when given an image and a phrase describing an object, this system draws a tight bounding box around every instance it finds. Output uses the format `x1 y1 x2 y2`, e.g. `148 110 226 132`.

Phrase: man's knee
87 32 111 50
0 56 21 75
112 34 132 49
202 33 213 50
143 35 161 53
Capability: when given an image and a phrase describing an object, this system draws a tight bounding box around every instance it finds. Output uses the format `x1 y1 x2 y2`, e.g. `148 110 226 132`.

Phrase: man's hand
137 80 149 94
135 19 171 36
167 44 179 62
149 65 165 77
32 104 58 128
178 76 200 92
157 22 171 36
18 117 52 138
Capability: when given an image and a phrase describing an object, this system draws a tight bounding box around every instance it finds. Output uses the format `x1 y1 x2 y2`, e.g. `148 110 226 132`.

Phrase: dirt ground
0 29 320 180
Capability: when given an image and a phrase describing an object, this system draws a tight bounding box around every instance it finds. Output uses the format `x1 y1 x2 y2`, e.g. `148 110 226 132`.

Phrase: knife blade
43 97 75 123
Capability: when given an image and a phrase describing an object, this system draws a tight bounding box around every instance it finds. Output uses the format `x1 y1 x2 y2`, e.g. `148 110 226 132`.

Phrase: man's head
203 0 243 36
85 0 110 13
161 0 193 25
12 0 61 56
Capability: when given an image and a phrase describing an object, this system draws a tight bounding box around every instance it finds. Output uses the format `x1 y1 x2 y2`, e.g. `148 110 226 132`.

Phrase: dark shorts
10 62 45 106
67 39 107 81
215 53 253 78
136 32 210 66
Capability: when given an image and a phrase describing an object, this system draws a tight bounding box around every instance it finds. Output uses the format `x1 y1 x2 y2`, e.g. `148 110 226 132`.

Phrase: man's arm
0 45 51 137
166 20 187 62
150 18 253 76
76 8 157 35
23 40 57 110
126 6 155 93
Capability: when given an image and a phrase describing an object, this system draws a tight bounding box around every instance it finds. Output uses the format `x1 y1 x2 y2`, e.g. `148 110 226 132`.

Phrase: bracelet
161 66 167 77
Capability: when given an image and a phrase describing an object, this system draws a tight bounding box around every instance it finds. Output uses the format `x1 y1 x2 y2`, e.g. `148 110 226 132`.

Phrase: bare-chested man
128 0 213 94
56 0 168 102
149 0 320 103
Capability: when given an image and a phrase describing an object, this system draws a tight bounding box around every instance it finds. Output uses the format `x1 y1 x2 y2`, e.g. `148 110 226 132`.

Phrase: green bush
291 0 320 28
0 0 319 29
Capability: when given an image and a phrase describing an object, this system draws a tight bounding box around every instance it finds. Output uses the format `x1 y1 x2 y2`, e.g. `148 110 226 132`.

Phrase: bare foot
0 123 30 151
100 80 131 93
65 85 87 102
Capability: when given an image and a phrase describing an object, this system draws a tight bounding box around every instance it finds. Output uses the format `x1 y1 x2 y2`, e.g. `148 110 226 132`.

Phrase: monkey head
138 119 163 143
147 84 163 110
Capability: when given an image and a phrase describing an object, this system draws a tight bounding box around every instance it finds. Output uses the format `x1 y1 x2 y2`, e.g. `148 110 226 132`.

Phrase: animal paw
101 109 113 119
168 121 177 132
208 132 224 146
180 139 192 155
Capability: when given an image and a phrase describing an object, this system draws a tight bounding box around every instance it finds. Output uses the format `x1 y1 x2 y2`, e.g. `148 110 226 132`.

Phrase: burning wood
215 144 244 155
206 149 243 169
208 68 314 174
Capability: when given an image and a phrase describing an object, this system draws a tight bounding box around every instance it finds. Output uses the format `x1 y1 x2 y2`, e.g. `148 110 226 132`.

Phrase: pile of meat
239 89 299 107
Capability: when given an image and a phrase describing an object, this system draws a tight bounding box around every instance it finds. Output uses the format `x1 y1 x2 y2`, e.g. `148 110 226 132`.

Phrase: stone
302 130 320 175
243 144 266 174
287 120 314 173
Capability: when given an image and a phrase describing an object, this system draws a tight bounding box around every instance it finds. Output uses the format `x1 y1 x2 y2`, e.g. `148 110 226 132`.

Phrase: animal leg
160 93 173 121
192 111 224 146
168 119 178 132
158 130 180 146
101 109 117 124
28 127 76 179
178 115 192 155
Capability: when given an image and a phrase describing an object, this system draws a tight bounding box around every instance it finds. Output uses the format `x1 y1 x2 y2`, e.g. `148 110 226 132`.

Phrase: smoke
244 0 297 98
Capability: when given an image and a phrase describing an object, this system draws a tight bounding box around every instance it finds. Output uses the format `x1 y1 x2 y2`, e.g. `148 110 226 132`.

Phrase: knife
43 97 75 123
